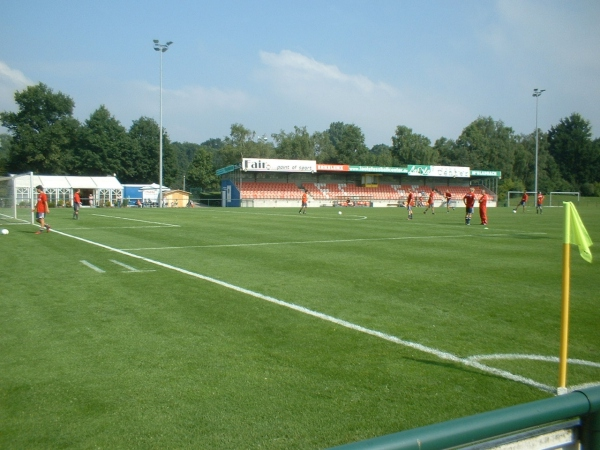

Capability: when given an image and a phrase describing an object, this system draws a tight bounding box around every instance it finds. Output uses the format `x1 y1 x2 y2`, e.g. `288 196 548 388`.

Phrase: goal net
549 192 580 207
506 191 536 209
0 172 35 225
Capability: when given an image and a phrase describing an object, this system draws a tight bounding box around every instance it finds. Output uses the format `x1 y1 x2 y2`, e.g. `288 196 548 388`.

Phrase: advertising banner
408 165 471 178
242 158 316 173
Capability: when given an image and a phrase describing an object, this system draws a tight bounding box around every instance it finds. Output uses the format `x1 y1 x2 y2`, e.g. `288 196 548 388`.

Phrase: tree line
1 82 599 198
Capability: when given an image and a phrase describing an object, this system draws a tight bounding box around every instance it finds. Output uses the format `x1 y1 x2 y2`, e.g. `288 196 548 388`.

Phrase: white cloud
256 50 472 146
259 50 396 98
0 61 34 111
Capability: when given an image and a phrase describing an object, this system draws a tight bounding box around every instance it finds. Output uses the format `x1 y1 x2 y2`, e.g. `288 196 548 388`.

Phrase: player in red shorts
444 190 453 212
463 187 476 225
423 190 435 215
536 192 544 214
405 190 414 220
33 185 51 234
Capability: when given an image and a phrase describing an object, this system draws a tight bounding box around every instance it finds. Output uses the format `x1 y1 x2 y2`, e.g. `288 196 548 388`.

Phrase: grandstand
220 158 501 208
236 181 496 208
239 182 302 200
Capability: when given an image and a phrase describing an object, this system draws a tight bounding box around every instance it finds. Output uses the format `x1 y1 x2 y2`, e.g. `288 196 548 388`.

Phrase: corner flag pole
558 204 571 393
558 202 593 394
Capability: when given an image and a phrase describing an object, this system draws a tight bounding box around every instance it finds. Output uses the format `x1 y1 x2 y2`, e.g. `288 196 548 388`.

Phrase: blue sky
1 0 599 148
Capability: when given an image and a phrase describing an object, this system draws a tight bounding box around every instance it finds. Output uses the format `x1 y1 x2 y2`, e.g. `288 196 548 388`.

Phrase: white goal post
507 190 580 208
0 172 35 225
549 192 580 207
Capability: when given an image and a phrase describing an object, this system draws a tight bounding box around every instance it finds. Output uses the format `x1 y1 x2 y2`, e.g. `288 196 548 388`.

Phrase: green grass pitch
1 203 598 449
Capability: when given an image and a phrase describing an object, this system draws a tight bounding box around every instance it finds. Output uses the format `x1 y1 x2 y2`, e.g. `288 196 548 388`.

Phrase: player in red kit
444 190 452 212
463 187 476 225
514 192 528 213
536 192 544 214
299 190 308 214
478 191 488 226
423 190 435 215
405 190 414 220
33 185 51 234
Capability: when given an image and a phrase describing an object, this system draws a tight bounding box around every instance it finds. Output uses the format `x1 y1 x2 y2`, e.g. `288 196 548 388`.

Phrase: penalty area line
123 232 547 252
92 214 180 227
52 227 555 393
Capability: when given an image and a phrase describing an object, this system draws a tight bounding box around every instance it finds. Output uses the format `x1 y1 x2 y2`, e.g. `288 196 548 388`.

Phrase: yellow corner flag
558 202 593 393
564 202 593 263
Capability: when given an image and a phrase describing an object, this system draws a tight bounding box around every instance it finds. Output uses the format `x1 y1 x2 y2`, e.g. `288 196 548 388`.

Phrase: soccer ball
513 210 516 214
1 228 8 235
338 211 342 215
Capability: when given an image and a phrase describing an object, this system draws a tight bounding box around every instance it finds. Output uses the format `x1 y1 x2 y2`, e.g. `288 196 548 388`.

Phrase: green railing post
579 386 600 450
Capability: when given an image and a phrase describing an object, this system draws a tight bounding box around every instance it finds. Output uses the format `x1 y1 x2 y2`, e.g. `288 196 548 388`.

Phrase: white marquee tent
4 174 123 207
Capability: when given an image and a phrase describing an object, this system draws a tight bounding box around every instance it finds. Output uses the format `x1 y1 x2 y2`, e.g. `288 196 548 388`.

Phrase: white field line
468 353 600 368
109 259 156 273
110 259 140 272
45 228 589 393
80 260 105 273
92 214 180 227
220 210 368 220
123 232 548 251
61 226 176 230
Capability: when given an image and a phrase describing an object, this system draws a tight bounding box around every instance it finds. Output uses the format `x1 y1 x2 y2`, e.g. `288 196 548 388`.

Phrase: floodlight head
166 41 173 46
153 39 159 44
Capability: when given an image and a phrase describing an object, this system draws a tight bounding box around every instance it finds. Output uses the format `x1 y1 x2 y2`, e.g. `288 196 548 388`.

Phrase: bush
581 182 596 197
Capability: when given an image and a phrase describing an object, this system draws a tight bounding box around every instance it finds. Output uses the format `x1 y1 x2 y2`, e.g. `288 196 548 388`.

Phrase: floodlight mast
153 40 173 207
532 88 545 199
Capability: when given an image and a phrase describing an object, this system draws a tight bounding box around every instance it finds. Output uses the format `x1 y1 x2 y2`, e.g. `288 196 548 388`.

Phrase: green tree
0 133 11 175
128 117 177 186
200 138 224 151
548 113 599 188
214 124 274 169
325 122 369 164
272 126 314 160
312 131 336 163
186 146 218 191
172 141 202 187
391 125 436 165
455 117 518 176
369 144 395 166
433 137 458 166
74 105 138 180
0 83 79 174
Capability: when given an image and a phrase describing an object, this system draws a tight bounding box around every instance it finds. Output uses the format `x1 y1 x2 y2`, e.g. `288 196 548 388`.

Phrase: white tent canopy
5 174 123 207
12 175 122 190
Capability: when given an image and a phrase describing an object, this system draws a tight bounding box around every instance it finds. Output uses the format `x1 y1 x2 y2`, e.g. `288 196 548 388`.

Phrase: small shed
163 190 191 208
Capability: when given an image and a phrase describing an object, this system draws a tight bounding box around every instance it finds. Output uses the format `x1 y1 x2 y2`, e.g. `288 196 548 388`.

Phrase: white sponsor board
242 158 316 173
407 165 471 178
